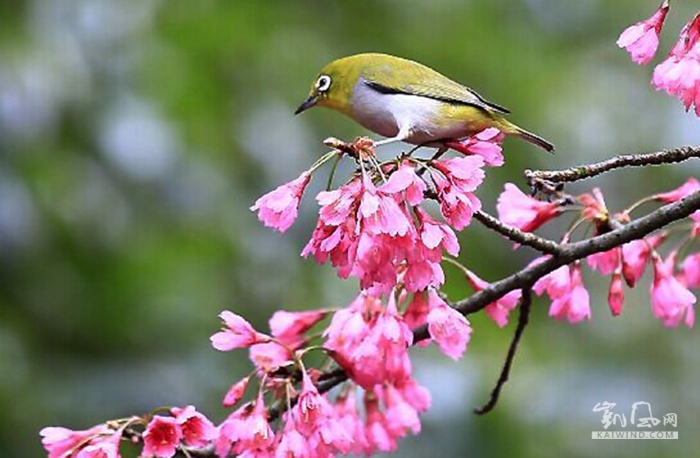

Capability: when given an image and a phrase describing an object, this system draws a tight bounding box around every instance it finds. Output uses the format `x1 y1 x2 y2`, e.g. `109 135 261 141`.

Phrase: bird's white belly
350 81 468 144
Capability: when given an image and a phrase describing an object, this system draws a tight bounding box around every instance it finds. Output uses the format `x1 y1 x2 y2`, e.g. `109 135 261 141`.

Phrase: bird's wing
363 62 510 114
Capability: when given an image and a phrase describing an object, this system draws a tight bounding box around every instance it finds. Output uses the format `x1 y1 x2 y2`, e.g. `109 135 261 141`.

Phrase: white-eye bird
295 53 554 153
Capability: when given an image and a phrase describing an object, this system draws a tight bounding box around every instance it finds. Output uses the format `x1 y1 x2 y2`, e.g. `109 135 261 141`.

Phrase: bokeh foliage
1 1 699 456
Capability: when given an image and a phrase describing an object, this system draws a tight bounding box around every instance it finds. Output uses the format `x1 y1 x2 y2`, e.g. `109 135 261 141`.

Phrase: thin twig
525 146 700 184
474 210 563 256
474 288 532 415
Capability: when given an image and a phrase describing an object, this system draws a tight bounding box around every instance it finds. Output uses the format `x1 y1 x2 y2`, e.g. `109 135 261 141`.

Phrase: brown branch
474 288 532 415
525 146 700 184
473 210 563 256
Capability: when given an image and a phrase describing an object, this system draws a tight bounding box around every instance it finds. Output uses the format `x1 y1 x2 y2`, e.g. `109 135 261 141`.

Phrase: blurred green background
1 1 699 456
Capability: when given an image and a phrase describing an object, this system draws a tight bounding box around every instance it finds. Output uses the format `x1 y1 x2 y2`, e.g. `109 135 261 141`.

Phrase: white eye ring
316 75 332 92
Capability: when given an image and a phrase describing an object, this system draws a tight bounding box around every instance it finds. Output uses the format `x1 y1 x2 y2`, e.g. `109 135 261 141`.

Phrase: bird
295 53 554 153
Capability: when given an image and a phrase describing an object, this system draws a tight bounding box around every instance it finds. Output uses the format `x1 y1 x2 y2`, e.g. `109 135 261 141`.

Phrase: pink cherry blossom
579 188 609 226
608 271 625 316
464 268 521 327
364 394 398 454
324 295 373 371
352 231 402 294
275 426 310 458
302 218 357 279
682 253 700 288
217 399 282 457
426 290 471 360
617 0 669 64
549 264 591 323
248 341 293 373
652 13 700 115
431 160 484 230
171 406 217 448
324 293 412 388
650 252 696 327
241 393 275 451
621 234 664 287
395 377 431 414
317 177 363 226
655 178 700 221
402 256 444 294
414 207 459 256
334 389 369 455
496 183 562 233
445 127 505 166
380 384 421 436
402 222 450 293
358 381 428 453
250 171 311 233
216 408 249 457
535 262 591 323
587 248 621 276
142 416 183 458
656 178 700 203
533 263 571 299
349 295 413 387
211 311 269 351
40 425 112 458
378 161 427 206
269 310 327 347
403 292 430 331
359 173 411 237
74 440 119 458
223 376 251 407
292 372 353 454
432 156 485 193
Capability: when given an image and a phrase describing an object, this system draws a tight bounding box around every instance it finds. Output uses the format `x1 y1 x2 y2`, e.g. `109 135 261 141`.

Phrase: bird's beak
294 94 318 115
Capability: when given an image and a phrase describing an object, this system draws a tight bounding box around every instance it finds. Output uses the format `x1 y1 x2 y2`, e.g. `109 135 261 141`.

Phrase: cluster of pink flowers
210 288 470 457
618 2 700 115
252 133 505 296
301 158 480 294
40 406 216 458
496 179 699 326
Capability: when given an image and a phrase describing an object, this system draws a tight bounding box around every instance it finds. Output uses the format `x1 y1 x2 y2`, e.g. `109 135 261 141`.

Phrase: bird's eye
316 75 332 93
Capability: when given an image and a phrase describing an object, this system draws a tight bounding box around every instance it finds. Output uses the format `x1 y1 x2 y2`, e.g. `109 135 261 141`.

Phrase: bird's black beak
294 95 318 115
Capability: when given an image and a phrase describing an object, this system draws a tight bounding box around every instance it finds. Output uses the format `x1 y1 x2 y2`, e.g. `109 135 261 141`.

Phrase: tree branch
473 210 563 256
474 288 532 415
524 146 700 184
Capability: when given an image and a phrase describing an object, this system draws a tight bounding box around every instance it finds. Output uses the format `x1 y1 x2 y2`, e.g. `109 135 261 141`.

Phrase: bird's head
295 56 365 116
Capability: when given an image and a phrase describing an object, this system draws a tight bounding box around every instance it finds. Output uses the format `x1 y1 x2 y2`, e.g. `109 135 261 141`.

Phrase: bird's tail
499 119 555 153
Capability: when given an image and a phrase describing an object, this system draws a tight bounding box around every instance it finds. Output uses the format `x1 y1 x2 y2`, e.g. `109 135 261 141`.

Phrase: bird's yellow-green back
313 53 508 114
